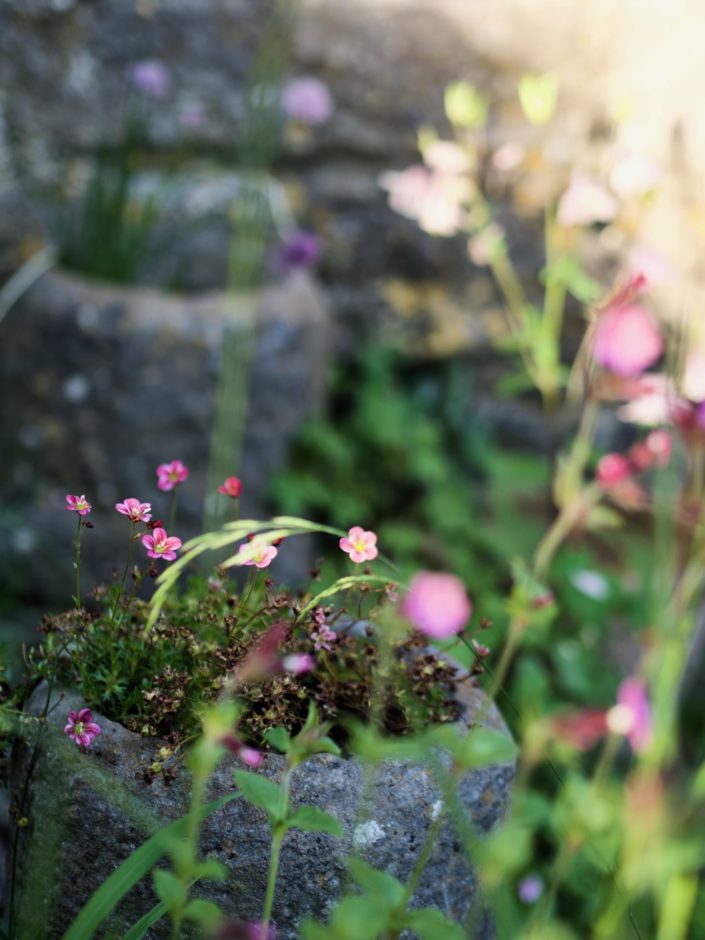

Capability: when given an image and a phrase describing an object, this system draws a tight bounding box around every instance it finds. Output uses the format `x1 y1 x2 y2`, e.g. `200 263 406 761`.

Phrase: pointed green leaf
234 769 283 822
405 907 466 940
264 726 291 754
183 898 222 926
287 805 343 837
347 858 404 906
152 870 186 912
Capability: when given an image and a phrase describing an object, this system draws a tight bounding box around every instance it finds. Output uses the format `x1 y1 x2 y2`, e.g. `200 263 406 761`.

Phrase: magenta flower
217 476 243 499
282 76 333 125
595 453 631 489
129 59 171 99
273 230 322 275
65 494 92 516
236 539 278 569
607 677 652 752
156 460 189 492
628 430 672 471
115 498 152 523
312 623 337 652
339 526 378 563
64 708 102 748
222 734 264 768
282 653 315 675
593 304 664 377
401 571 472 639
142 527 182 561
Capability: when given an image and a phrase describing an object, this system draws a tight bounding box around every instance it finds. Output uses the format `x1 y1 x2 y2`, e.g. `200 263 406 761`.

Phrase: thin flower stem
261 766 292 930
73 515 82 609
111 523 137 624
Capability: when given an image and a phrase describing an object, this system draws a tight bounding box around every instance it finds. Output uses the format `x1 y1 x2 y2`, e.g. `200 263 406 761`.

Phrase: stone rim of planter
11 671 514 940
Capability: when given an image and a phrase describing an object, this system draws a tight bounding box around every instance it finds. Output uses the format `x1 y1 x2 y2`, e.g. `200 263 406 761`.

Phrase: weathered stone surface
12 682 514 939
0 268 329 603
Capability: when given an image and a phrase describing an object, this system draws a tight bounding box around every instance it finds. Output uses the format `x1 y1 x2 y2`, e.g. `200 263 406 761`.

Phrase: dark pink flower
129 59 171 99
339 526 378 563
401 571 472 639
64 708 102 748
217 476 243 499
596 453 632 488
607 677 652 752
156 460 189 492
282 76 332 125
65 494 92 516
115 498 152 523
221 734 265 768
628 430 672 471
142 527 182 561
592 304 664 377
282 653 315 675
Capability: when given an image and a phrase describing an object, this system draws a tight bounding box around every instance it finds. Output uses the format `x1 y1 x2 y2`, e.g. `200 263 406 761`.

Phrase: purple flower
401 571 472 639
64 708 102 748
273 230 321 275
129 59 171 99
282 77 333 125
518 875 543 904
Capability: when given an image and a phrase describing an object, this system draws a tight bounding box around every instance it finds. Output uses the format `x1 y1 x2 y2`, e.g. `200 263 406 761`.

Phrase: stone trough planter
11 681 514 939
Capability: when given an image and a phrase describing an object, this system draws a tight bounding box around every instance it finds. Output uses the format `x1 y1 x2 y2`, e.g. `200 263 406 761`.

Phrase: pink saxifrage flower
129 59 171 99
592 303 664 378
282 76 333 125
237 539 278 569
64 708 102 748
339 526 378 563
607 677 652 752
65 494 92 516
217 476 243 499
115 497 152 523
156 460 189 492
401 571 472 639
282 653 315 675
142 527 182 561
595 453 632 489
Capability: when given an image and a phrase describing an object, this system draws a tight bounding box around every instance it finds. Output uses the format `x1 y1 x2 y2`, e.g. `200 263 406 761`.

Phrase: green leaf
123 901 169 940
287 805 343 837
264 726 291 754
517 73 559 125
234 769 283 822
301 896 390 940
405 907 466 940
183 898 222 926
444 81 488 128
434 725 517 769
152 870 186 912
63 795 235 940
347 858 404 906
296 575 395 622
194 858 228 881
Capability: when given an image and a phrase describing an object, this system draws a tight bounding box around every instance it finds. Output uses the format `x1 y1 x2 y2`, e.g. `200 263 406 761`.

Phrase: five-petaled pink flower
607 677 652 752
156 460 189 492
401 571 472 639
65 494 92 516
237 539 278 569
339 527 378 563
64 708 102 748
217 476 243 499
115 498 152 523
142 527 182 561
592 304 664 378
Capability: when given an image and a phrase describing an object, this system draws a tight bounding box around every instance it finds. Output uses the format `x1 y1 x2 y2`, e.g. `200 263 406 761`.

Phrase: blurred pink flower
129 59 171 99
628 430 672 471
379 165 469 237
64 708 102 748
592 304 663 377
557 171 617 227
312 621 337 651
222 734 264 768
115 498 152 523
607 677 652 752
237 539 278 569
282 653 315 674
609 151 661 198
616 374 681 426
217 476 242 499
156 460 189 492
339 526 378 563
423 140 471 175
401 571 472 639
216 921 276 940
552 709 609 750
491 141 526 173
65 494 92 516
683 347 705 402
142 527 182 561
596 453 631 488
627 244 674 287
282 77 332 125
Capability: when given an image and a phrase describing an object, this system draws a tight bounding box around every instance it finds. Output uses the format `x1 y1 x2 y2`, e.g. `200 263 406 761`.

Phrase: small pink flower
401 571 472 639
557 171 618 227
64 708 102 748
312 623 337 652
115 497 152 523
65 494 92 516
156 460 189 492
593 304 664 378
217 476 243 499
129 59 171 99
595 453 631 488
628 430 672 471
222 734 264 768
552 710 609 751
607 677 652 752
142 527 182 561
216 921 276 940
282 76 333 125
237 539 278 569
282 653 315 675
339 526 378 563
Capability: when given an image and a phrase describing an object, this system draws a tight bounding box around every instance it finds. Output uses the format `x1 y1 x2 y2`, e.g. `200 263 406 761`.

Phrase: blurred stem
73 516 82 610
111 523 137 625
262 765 292 930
